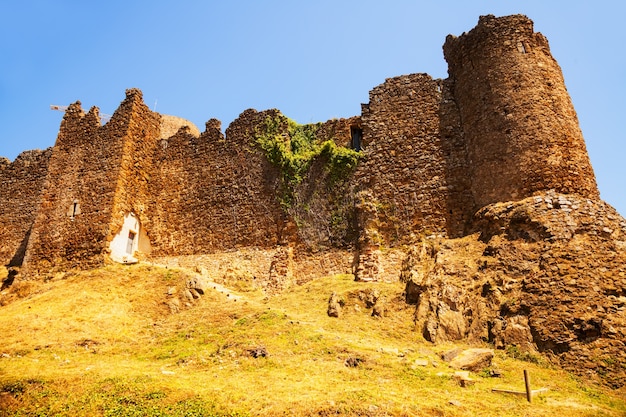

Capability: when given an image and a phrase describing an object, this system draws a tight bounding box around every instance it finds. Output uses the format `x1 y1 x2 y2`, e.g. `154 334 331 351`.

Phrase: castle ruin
0 14 600 279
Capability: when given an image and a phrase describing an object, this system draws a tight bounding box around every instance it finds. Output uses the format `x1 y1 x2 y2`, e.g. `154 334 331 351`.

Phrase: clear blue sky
1 1 624 215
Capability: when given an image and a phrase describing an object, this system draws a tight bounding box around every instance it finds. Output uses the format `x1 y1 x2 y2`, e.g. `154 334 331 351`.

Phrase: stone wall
148 109 287 256
152 248 355 292
0 150 51 267
443 14 599 208
106 89 161 257
289 116 362 251
22 103 122 275
6 14 604 286
315 116 361 149
356 74 452 245
21 90 161 275
438 78 475 237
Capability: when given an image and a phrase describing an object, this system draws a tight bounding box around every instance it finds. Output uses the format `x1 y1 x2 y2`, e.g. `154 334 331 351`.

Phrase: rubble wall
21 89 161 275
22 103 124 275
0 150 51 267
148 110 287 256
106 89 161 256
356 73 452 245
288 116 362 251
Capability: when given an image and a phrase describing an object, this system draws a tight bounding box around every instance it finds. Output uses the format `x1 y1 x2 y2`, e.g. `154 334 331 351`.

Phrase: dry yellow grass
0 264 624 416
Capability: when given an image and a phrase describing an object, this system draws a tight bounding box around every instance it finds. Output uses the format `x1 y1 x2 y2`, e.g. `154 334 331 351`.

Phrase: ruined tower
443 14 599 208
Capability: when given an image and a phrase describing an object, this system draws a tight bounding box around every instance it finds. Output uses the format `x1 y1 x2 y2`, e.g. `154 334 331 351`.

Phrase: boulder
371 297 386 317
327 292 342 318
448 348 494 372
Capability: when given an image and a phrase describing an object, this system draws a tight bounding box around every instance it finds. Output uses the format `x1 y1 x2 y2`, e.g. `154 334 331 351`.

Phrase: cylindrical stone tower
444 14 599 208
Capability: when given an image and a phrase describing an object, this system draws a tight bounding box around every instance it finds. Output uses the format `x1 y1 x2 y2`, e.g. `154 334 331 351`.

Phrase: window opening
351 127 363 152
126 231 136 255
68 199 81 220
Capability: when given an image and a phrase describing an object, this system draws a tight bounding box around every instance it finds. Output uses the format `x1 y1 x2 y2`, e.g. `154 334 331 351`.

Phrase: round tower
443 14 599 208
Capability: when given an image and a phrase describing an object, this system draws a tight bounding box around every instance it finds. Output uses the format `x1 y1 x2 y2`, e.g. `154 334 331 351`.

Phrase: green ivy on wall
254 115 360 208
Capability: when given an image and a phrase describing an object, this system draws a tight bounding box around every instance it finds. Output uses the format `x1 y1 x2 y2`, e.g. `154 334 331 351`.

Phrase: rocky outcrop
402 191 626 387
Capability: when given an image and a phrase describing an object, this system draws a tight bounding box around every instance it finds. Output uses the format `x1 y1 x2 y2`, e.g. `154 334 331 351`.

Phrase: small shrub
505 345 542 364
1 380 26 395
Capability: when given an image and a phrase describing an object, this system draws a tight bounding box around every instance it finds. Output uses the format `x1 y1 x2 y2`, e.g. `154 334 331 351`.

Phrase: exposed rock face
403 191 626 387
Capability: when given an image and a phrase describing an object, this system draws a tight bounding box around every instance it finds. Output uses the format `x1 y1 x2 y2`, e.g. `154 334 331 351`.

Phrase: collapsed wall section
0 149 51 267
443 14 599 208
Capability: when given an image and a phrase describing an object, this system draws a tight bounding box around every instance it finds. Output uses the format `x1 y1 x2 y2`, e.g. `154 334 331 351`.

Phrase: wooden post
523 369 531 403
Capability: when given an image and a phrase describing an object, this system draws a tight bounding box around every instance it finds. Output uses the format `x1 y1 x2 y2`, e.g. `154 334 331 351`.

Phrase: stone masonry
0 150 51 268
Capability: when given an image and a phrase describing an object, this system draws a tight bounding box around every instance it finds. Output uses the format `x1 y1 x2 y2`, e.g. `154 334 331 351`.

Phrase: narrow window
351 127 363 152
67 199 81 220
126 231 136 255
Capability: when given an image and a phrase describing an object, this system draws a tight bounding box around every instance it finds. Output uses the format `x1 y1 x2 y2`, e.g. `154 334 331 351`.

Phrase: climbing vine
254 115 361 207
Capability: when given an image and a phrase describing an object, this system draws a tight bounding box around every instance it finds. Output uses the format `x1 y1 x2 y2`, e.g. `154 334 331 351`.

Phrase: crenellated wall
148 110 287 256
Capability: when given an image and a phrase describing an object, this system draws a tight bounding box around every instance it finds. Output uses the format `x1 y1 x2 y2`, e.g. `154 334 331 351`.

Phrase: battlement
0 14 599 281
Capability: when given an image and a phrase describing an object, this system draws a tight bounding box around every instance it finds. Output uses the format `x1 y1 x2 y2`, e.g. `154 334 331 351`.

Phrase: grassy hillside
0 264 624 416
